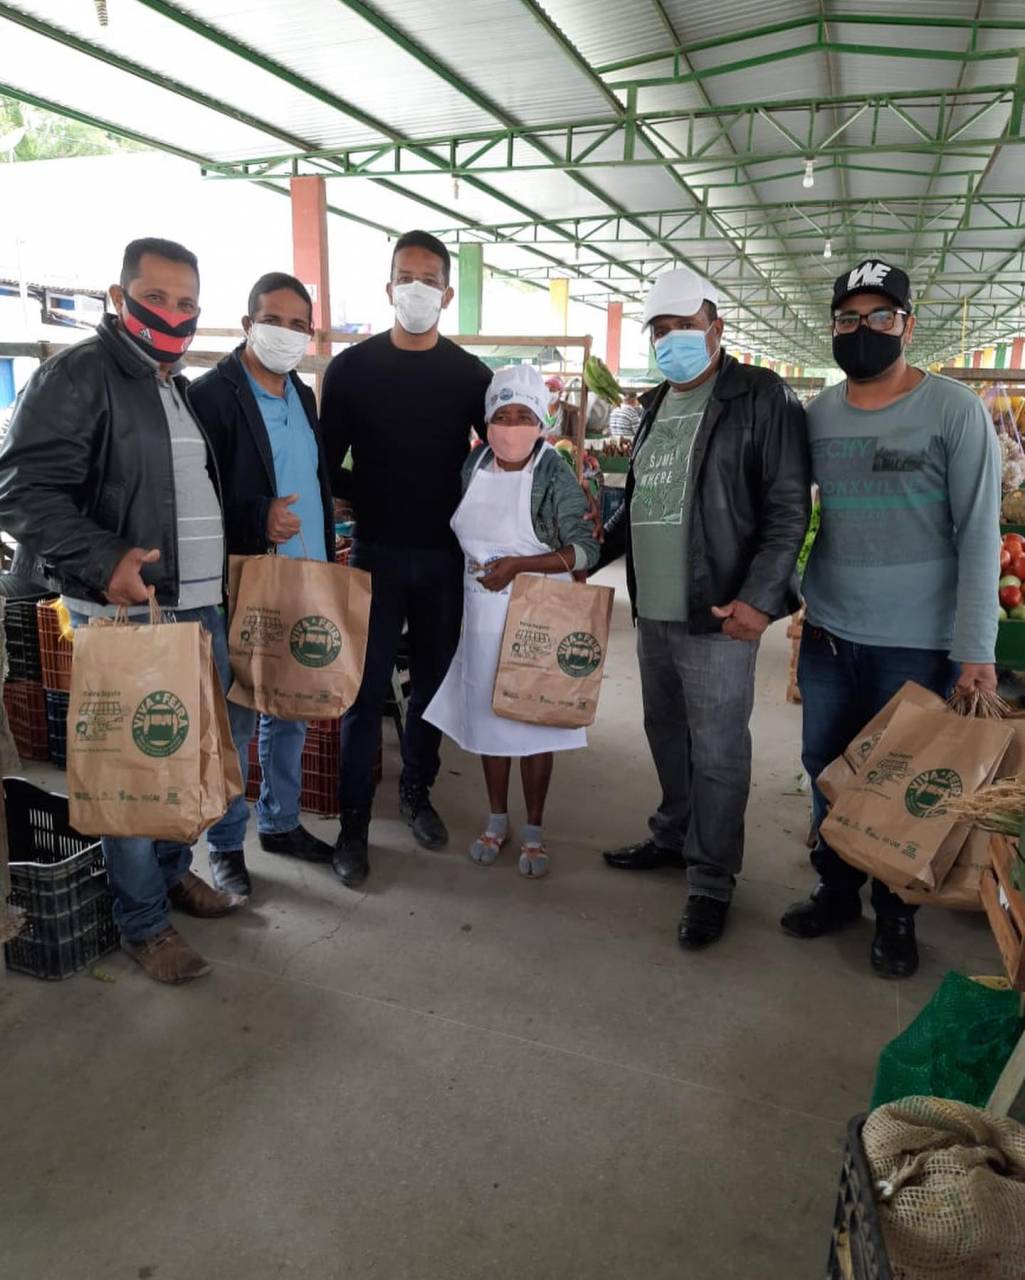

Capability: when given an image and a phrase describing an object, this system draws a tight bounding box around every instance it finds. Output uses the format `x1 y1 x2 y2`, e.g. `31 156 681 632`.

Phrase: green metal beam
126 0 646 300
596 12 1025 75
7 1 646 304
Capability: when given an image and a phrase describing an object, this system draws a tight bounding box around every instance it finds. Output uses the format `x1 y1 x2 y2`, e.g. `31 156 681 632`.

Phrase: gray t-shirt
803 372 1000 663
65 333 224 616
630 378 716 622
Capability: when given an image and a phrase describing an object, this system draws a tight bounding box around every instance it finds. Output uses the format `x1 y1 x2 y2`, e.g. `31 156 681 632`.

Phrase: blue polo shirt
244 369 327 562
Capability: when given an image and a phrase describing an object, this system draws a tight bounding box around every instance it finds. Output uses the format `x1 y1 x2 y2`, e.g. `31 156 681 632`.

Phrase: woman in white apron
426 365 601 877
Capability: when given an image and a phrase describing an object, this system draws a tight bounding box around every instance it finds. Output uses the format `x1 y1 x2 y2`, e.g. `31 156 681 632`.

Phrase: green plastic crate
996 619 1025 669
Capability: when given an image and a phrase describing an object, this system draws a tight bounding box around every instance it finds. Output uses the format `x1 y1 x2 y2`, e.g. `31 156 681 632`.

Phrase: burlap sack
820 702 1012 892
67 609 232 842
862 1096 1025 1280
817 681 946 804
492 575 614 729
227 554 371 721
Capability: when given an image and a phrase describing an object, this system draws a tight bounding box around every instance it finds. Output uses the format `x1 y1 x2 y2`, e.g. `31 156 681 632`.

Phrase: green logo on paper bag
905 768 962 818
289 615 342 668
132 691 190 758
556 631 602 678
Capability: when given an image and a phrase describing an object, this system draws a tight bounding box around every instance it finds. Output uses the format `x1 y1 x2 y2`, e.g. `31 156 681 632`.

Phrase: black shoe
333 809 370 888
259 824 333 863
678 896 729 950
780 884 862 939
399 783 448 851
871 915 919 979
602 838 684 871
208 849 252 898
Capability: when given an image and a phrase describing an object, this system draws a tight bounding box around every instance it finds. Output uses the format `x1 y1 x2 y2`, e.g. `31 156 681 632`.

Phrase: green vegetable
796 502 820 580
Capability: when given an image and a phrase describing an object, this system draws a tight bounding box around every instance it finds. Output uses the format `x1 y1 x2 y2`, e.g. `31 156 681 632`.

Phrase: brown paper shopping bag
227 554 371 721
196 626 243 827
67 605 230 842
492 575 615 729
816 681 947 803
897 827 991 912
820 702 1012 893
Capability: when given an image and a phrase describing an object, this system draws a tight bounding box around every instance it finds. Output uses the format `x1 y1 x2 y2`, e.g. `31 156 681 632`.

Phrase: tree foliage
0 96 147 161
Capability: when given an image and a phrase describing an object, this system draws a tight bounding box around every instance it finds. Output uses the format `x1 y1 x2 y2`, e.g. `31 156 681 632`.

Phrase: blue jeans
797 625 957 919
225 704 307 838
67 604 250 941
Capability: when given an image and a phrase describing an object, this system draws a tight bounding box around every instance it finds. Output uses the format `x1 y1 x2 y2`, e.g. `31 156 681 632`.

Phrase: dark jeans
797 625 957 919
340 541 464 812
637 620 760 902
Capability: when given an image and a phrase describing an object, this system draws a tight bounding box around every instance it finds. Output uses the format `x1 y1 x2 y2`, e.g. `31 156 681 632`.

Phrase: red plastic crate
36 599 74 693
244 718 381 817
3 679 50 761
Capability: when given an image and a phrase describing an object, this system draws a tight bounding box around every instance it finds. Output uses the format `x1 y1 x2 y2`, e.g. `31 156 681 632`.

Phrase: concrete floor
0 562 1002 1280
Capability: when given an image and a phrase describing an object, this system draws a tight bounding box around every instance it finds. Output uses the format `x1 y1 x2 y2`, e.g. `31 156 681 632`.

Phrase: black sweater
321 332 491 549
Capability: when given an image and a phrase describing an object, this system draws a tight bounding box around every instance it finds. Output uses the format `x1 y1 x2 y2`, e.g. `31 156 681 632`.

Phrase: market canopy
2 0 1024 365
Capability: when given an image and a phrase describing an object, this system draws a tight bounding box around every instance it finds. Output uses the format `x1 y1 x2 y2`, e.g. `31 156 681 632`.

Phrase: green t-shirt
631 378 716 621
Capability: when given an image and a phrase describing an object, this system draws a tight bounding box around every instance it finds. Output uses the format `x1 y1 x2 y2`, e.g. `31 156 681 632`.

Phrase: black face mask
832 327 903 381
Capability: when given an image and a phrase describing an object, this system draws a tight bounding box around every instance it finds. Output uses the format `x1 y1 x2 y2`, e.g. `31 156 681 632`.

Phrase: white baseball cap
485 364 548 425
642 267 719 328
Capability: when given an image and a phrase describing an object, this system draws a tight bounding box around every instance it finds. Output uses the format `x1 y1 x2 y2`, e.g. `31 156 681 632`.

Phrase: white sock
487 814 509 839
521 823 543 848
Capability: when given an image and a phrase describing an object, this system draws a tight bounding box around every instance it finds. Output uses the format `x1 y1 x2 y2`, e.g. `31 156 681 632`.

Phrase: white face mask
392 280 444 335
247 322 309 374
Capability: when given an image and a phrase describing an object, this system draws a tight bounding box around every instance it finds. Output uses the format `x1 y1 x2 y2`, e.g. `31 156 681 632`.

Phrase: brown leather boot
124 925 212 984
168 870 247 917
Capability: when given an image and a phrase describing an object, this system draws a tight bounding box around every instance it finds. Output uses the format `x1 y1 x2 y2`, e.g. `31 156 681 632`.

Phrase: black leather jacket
189 348 334 559
601 352 810 631
0 315 224 606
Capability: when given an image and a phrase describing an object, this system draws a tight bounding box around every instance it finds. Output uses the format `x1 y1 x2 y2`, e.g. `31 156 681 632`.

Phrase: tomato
1002 548 1013 569
1000 585 1023 609
1011 555 1025 580
1005 534 1025 551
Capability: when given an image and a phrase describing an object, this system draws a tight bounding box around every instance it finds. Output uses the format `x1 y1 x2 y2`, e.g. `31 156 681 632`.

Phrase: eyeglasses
832 308 909 334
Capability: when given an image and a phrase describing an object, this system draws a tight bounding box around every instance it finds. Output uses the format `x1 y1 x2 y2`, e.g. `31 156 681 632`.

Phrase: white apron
425 444 587 757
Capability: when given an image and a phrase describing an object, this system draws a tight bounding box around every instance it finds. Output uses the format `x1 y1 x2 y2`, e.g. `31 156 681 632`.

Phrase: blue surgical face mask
653 325 717 384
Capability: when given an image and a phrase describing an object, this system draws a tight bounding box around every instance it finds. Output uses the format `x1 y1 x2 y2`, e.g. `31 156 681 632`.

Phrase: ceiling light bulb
803 158 815 189
823 238 832 259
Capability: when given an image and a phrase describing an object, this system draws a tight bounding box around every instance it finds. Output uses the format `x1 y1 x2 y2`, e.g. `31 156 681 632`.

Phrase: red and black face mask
119 293 198 364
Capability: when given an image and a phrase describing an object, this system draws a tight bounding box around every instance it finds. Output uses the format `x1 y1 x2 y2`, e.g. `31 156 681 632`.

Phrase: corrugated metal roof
1 0 1023 363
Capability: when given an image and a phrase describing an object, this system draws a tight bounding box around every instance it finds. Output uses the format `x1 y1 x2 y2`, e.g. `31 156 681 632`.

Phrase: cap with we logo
831 260 913 313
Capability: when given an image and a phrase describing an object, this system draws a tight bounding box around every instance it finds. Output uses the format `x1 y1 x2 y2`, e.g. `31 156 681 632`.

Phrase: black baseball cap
831 260 913 313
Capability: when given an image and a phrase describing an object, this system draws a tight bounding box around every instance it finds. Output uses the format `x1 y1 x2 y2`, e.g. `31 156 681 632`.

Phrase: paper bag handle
268 528 311 560
112 590 164 627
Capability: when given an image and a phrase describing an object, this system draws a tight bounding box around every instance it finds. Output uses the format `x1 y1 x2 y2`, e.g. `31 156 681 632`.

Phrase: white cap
642 268 719 328
485 364 548 425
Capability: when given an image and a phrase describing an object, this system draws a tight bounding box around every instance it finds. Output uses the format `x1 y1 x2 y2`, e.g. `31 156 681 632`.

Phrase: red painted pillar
972 349 983 368
290 177 331 379
606 301 623 375
1012 336 1025 369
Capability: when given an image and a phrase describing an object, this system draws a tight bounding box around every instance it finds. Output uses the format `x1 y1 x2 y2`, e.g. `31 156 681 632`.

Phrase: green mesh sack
872 971 1024 1111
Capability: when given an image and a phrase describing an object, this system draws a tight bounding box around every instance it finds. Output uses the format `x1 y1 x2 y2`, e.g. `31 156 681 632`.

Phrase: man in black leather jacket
0 237 248 985
600 267 810 950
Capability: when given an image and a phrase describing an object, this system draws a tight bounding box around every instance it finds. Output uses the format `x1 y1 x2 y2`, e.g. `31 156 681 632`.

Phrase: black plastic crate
3 777 117 980
45 689 69 769
828 1115 892 1280
4 599 43 681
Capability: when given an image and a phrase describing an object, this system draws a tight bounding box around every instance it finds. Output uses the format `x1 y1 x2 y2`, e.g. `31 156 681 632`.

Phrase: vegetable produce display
997 531 1025 619
584 355 623 407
